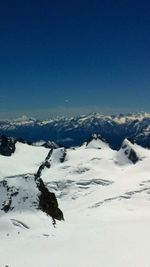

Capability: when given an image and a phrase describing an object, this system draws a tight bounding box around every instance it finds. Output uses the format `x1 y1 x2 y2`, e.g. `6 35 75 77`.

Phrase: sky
0 0 150 119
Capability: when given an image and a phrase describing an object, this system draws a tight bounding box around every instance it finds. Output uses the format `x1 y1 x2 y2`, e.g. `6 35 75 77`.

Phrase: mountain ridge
0 112 150 149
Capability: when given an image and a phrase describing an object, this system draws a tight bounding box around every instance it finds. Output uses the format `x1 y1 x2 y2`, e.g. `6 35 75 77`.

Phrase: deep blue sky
0 0 150 118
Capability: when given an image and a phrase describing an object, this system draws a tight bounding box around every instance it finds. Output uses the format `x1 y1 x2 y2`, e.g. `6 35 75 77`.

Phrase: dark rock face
59 148 67 163
2 198 12 213
35 148 64 224
0 135 33 157
41 141 58 149
35 149 53 179
121 139 139 164
128 149 139 164
0 135 16 156
37 178 64 223
0 175 64 224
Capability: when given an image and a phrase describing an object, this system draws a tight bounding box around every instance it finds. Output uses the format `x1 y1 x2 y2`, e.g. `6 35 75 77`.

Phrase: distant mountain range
0 112 150 149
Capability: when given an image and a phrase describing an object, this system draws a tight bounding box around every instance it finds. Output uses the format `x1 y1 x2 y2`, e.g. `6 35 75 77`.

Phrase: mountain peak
86 134 109 149
117 138 139 164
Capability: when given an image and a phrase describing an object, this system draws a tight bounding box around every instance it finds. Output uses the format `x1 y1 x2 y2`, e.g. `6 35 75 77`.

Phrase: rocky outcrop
121 140 139 164
0 135 16 156
0 135 32 157
0 173 64 225
33 140 59 149
37 178 64 224
35 148 64 224
117 139 140 164
59 148 67 163
128 149 139 164
0 145 64 225
41 141 59 149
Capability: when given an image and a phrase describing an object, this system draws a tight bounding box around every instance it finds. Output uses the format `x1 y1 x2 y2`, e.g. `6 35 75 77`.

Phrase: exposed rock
35 149 53 179
0 175 64 224
59 148 67 163
2 198 12 213
45 160 51 168
33 140 59 149
128 148 139 164
34 148 64 224
0 135 16 156
118 139 140 164
41 141 59 149
37 178 64 224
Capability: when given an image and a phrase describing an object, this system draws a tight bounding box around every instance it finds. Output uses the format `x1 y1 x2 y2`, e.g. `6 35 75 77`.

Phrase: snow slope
1 138 150 267
0 142 48 178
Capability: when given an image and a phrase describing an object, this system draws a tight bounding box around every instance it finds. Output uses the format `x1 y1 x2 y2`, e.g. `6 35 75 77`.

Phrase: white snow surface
0 142 48 178
1 140 150 267
85 136 109 149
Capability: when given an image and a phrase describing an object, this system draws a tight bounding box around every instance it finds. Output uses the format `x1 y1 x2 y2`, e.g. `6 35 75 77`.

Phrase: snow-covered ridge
0 141 64 223
1 136 148 215
85 134 109 149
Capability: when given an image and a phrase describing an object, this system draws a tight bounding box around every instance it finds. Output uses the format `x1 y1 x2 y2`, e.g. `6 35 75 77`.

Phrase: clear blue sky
0 0 150 118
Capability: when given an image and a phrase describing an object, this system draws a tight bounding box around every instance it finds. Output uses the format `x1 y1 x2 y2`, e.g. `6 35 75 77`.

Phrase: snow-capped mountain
117 138 140 164
1 135 150 266
0 112 150 149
